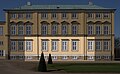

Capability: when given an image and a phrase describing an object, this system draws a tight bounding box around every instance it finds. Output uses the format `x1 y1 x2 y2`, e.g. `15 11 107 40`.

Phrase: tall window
52 24 57 35
11 25 16 35
72 25 77 35
41 24 48 35
104 41 109 50
62 25 67 35
62 40 68 51
10 14 17 19
41 13 48 19
0 27 3 35
72 40 78 51
62 13 67 19
87 13 93 18
96 25 101 35
11 41 17 51
88 25 93 35
52 40 58 51
26 41 32 51
71 13 77 19
26 13 32 19
26 25 32 35
95 41 101 51
18 25 24 35
104 25 109 35
41 40 48 51
88 40 94 51
95 13 101 19
51 13 57 19
0 50 4 56
18 41 24 51
18 14 24 19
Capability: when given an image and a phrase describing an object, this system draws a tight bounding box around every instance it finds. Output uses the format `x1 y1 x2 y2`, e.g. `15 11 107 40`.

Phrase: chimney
88 0 93 5
27 2 31 6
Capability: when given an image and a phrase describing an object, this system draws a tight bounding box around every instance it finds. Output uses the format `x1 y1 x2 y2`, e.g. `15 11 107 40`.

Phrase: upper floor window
0 26 3 35
18 25 24 35
72 25 77 35
87 13 93 18
104 25 109 35
96 25 101 35
88 25 93 35
62 40 68 51
26 25 32 35
18 41 24 51
41 40 48 51
72 40 78 51
0 41 3 46
103 13 110 19
52 40 58 51
52 24 57 35
103 41 109 50
71 13 78 19
62 25 67 35
10 14 17 19
18 14 24 19
11 25 16 35
95 41 101 51
41 24 48 35
95 13 101 19
88 40 94 51
26 13 32 19
41 13 48 19
11 41 17 51
62 13 67 19
51 13 57 19
26 41 32 51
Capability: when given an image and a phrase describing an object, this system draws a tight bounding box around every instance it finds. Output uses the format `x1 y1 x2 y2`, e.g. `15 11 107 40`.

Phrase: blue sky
0 0 120 37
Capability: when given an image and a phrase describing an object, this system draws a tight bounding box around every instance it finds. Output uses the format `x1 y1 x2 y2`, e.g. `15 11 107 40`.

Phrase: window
95 13 101 18
26 25 32 35
41 13 48 19
26 56 32 60
0 27 3 35
52 56 57 60
0 50 4 56
104 25 109 35
18 25 24 35
88 40 94 51
96 56 101 59
18 14 24 19
95 41 101 51
87 13 93 18
19 56 24 60
87 56 94 60
72 56 78 60
52 40 58 51
88 25 93 35
72 40 78 51
72 13 77 19
62 40 68 51
103 13 110 19
62 56 68 60
26 13 32 19
62 13 67 19
11 56 17 60
51 13 57 19
11 41 17 51
10 14 17 19
96 25 101 35
26 41 32 51
72 25 77 35
41 24 48 35
18 41 24 51
0 41 3 46
41 40 48 51
62 25 67 35
11 25 16 35
103 56 110 59
52 24 57 35
104 41 109 50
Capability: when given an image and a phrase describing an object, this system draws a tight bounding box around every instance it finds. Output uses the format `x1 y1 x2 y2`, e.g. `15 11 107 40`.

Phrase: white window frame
26 56 32 60
87 13 93 18
88 40 94 51
62 40 68 51
41 13 48 19
41 40 48 51
87 56 94 60
18 14 24 19
18 25 24 35
26 25 32 35
95 13 101 19
41 24 48 35
18 41 24 51
52 24 57 35
72 40 78 51
96 25 101 35
11 25 16 35
0 27 3 35
72 56 78 60
26 13 32 19
10 14 17 19
103 13 110 19
62 56 68 60
72 25 77 35
62 13 67 19
88 25 93 35
104 25 109 35
11 55 17 60
95 41 101 51
62 25 67 35
51 13 57 19
52 40 58 51
104 41 109 50
0 50 4 56
52 56 57 60
11 41 17 51
72 13 78 19
26 41 32 51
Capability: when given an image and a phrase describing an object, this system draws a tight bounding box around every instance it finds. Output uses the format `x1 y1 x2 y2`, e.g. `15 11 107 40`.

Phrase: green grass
47 63 120 73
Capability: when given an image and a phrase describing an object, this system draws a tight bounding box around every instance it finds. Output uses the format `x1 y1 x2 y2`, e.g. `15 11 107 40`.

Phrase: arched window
41 21 49 35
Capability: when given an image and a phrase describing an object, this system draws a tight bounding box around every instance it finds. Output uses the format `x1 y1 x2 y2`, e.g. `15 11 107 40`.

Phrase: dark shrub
48 54 53 64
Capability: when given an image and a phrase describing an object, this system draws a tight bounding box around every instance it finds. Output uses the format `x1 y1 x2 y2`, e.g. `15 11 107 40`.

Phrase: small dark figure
48 54 53 64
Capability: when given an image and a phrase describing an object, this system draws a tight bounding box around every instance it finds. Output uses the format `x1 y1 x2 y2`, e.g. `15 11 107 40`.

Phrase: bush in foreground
48 54 53 64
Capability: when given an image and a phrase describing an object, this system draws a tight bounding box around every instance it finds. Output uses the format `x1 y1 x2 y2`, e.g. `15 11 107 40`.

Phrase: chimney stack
27 2 31 6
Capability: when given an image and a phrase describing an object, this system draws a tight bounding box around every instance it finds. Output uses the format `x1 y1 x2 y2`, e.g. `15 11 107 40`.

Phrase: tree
38 52 47 72
115 37 120 49
48 54 53 64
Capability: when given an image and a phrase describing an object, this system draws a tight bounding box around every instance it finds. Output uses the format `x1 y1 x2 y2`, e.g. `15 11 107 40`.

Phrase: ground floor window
72 56 78 60
52 56 57 60
87 56 94 60
0 50 4 56
62 56 68 60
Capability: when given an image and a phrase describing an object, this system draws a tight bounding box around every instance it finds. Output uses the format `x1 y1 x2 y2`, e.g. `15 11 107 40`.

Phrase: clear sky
0 0 120 37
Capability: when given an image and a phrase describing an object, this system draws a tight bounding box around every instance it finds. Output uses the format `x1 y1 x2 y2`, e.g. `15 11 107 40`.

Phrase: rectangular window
41 13 48 19
104 25 109 35
18 14 24 19
10 14 17 19
26 25 32 35
87 13 93 18
95 13 101 19
103 13 110 19
52 40 58 51
0 50 5 56
72 13 78 19
96 56 101 59
11 41 17 51
52 56 57 60
0 27 3 35
62 25 67 35
52 25 57 35
96 25 101 35
18 25 24 35
72 40 78 51
95 41 101 51
26 41 32 51
11 25 16 35
62 40 68 51
104 41 109 50
0 41 3 46
72 56 78 60
41 25 48 35
18 41 24 51
51 13 57 19
88 25 93 35
62 56 68 60
26 56 32 60
72 25 77 35
88 40 94 51
11 56 17 60
41 40 48 51
26 13 32 19
87 56 94 60
62 13 67 19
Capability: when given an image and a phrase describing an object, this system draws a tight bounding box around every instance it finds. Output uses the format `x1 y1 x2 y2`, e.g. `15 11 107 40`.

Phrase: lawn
47 63 120 73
